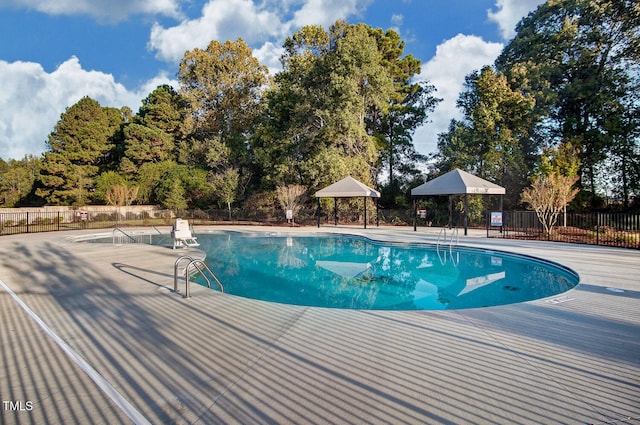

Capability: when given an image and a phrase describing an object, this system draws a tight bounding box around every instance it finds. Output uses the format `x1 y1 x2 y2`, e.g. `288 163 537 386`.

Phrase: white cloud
149 0 287 64
487 0 545 40
252 42 285 76
148 0 372 66
3 0 182 22
292 0 371 28
0 57 173 159
413 34 504 156
391 14 403 26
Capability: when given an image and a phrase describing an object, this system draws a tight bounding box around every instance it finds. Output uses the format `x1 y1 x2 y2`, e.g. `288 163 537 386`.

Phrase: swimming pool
195 232 579 310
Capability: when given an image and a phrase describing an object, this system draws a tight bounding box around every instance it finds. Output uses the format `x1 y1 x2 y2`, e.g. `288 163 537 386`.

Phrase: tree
0 156 40 207
366 28 440 195
135 161 176 204
120 85 185 179
538 142 581 224
496 0 640 206
521 172 580 235
178 38 268 166
178 38 268 206
538 141 581 177
276 184 307 224
435 66 536 207
374 81 439 188
105 184 138 208
37 97 125 205
154 164 210 210
253 21 400 191
138 84 185 134
94 170 127 203
120 124 175 175
210 168 239 220
434 120 476 172
602 87 640 208
158 179 187 210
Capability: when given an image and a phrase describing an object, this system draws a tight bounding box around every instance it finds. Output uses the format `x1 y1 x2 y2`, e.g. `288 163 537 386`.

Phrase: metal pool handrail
113 226 137 244
437 227 459 266
437 227 459 248
113 226 166 245
173 255 224 297
449 227 459 247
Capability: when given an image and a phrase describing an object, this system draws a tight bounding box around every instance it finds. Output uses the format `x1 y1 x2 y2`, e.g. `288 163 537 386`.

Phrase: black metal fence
0 209 176 235
1 207 638 249
489 211 640 249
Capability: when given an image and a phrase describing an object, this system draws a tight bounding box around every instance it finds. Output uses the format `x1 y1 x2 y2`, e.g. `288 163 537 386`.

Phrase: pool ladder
436 227 459 266
174 255 224 298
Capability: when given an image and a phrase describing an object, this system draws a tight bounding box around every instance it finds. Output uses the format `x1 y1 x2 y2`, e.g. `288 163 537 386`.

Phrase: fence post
596 212 599 245
26 212 29 233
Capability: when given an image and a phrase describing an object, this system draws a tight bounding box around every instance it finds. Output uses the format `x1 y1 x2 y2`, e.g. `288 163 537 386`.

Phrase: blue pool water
195 232 579 310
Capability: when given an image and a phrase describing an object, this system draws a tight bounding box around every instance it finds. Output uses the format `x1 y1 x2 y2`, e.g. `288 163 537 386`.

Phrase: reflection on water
196 233 578 310
461 271 506 296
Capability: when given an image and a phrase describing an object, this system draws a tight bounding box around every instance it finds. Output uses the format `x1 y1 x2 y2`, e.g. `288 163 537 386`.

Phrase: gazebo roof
411 169 505 196
315 176 381 198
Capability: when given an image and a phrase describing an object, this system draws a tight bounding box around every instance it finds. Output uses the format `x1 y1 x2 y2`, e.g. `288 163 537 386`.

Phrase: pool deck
1 225 639 424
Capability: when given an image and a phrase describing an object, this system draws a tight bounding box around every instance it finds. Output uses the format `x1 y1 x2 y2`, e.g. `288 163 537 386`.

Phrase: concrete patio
1 226 639 424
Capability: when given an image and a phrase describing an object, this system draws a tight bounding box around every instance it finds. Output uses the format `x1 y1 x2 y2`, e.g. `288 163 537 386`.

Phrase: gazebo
315 176 380 228
411 168 505 235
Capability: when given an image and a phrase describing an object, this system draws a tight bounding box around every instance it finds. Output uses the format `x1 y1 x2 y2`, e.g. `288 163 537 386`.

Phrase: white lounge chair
171 218 200 249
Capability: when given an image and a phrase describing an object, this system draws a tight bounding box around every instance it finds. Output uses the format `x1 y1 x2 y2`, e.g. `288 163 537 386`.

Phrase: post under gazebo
315 176 380 229
411 169 505 235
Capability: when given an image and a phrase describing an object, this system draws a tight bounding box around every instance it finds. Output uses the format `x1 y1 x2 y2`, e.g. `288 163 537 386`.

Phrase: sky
0 0 546 161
